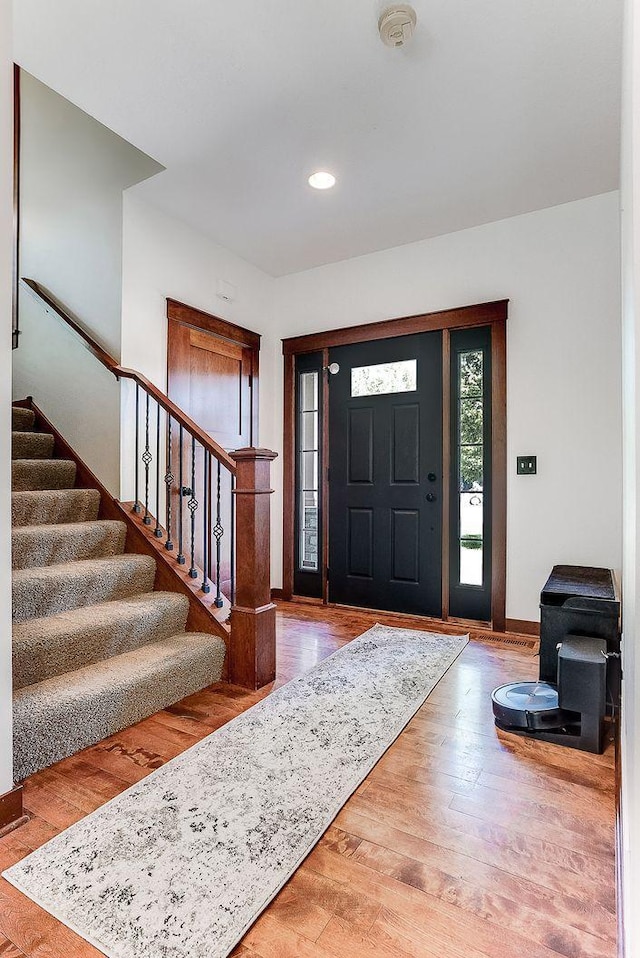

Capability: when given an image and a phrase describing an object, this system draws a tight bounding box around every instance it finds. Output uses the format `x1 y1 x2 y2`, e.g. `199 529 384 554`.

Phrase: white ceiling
14 0 623 276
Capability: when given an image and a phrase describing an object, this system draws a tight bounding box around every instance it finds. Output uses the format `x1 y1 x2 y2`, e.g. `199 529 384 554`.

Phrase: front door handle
426 492 437 503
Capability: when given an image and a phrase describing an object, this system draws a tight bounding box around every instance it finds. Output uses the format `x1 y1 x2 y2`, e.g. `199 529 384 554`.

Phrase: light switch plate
517 456 537 475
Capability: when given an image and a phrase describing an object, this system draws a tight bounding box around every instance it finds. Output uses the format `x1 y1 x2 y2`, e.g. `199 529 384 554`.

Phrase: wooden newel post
229 447 278 689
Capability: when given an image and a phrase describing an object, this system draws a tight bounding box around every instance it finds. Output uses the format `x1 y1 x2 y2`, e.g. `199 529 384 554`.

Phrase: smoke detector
378 5 417 48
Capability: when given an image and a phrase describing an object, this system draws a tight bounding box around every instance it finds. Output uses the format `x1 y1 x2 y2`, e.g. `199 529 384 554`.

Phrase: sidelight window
298 371 320 571
457 349 484 586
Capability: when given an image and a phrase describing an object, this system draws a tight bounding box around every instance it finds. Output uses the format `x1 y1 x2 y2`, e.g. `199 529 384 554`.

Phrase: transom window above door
351 359 417 397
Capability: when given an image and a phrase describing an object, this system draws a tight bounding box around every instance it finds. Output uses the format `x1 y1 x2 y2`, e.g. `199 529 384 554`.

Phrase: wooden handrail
22 277 237 474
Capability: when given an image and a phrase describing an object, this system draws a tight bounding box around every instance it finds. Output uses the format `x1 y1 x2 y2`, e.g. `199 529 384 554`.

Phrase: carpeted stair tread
13 631 227 779
13 592 190 689
12 489 101 527
11 431 55 461
12 408 35 431
12 520 127 570
12 554 156 623
12 459 76 492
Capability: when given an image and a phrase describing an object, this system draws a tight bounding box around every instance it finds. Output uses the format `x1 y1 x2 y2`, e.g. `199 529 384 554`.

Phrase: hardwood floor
0 602 617 958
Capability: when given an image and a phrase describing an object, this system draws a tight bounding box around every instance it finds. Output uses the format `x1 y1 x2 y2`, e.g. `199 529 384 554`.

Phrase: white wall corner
0 0 14 794
621 0 640 952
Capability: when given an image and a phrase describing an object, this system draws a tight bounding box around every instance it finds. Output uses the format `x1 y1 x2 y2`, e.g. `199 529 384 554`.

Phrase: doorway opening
282 301 507 630
166 298 261 596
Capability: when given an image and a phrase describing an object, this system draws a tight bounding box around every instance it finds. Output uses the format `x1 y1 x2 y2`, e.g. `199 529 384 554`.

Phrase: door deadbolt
427 472 437 482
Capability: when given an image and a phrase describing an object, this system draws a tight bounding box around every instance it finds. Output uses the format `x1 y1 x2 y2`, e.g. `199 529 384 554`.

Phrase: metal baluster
154 402 162 537
132 383 141 513
230 471 236 607
213 460 224 608
188 436 198 578
176 424 185 565
164 416 174 551
207 455 213 591
143 392 152 525
201 451 211 593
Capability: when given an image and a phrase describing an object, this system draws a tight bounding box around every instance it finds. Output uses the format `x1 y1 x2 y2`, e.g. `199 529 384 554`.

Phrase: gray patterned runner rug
3 624 468 958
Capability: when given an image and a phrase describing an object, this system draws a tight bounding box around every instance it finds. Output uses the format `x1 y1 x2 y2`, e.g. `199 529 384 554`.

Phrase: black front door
328 332 443 616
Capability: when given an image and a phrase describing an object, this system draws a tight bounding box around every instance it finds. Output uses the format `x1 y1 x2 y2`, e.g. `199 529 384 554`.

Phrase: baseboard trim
271 589 323 607
505 618 540 636
0 784 26 836
274 596 542 638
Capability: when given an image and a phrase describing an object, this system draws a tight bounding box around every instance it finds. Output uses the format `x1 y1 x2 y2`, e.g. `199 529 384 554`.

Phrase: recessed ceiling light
308 171 336 190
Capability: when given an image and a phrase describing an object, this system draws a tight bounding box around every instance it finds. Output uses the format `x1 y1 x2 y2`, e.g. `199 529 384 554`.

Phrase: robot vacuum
491 681 576 733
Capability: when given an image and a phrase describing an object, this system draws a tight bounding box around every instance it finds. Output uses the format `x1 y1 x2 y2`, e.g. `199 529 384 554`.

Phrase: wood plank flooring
0 602 617 958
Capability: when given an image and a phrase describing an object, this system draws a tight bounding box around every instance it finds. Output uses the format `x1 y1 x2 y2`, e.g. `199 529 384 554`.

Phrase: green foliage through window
460 351 483 396
458 350 484 490
458 348 484 587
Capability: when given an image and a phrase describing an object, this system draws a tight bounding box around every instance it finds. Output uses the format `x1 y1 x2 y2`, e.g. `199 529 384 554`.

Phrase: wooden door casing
167 300 260 593
168 323 255 451
282 300 508 631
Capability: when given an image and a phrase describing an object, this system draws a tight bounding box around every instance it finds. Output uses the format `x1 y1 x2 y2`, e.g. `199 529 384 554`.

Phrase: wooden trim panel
441 329 451 621
282 300 508 355
491 321 507 632
12 64 20 350
321 347 330 603
167 298 260 350
189 327 244 361
282 352 296 600
505 618 540 637
0 784 26 835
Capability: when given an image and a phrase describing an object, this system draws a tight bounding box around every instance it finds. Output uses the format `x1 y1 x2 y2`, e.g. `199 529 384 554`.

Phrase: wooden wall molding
12 64 21 349
491 320 507 632
504 618 540 637
441 330 451 620
282 300 508 355
0 784 26 836
167 299 261 349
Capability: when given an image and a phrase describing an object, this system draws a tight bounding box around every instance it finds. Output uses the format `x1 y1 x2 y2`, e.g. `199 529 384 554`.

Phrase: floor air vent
474 632 539 652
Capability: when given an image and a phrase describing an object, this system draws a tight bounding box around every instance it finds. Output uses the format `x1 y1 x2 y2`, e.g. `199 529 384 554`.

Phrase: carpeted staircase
11 405 226 781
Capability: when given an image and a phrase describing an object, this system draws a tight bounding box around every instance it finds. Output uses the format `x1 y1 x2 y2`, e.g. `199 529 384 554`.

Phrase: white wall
272 193 623 620
0 0 14 795
621 0 640 952
120 192 621 622
120 193 279 501
12 72 161 494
